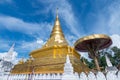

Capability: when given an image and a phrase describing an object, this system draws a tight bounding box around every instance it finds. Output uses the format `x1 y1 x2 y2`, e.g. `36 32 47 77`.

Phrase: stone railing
77 71 120 80
5 73 62 80
0 71 120 80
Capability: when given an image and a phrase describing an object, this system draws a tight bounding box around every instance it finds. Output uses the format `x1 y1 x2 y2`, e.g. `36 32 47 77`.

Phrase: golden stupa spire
50 8 64 38
42 8 68 48
56 8 59 19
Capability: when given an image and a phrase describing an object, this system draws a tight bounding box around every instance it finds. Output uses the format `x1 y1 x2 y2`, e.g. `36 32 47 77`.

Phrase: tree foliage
111 46 120 65
81 46 120 70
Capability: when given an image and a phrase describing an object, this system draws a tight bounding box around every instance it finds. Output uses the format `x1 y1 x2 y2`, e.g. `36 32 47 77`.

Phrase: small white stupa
105 54 118 72
62 55 78 80
4 43 16 62
0 44 17 76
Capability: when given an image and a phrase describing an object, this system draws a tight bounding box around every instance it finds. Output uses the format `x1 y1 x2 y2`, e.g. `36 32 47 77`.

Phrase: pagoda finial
56 8 59 18
54 8 60 27
50 8 63 37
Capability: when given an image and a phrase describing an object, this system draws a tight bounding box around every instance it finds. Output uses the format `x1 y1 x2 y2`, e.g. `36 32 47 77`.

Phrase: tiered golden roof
11 11 89 74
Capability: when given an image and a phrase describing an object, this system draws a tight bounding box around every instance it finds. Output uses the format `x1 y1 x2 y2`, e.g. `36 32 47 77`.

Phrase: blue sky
0 0 120 59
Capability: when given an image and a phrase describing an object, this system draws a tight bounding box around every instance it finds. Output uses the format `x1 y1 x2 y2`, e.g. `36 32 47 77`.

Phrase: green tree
99 56 106 70
111 46 120 66
80 57 95 69
81 46 120 70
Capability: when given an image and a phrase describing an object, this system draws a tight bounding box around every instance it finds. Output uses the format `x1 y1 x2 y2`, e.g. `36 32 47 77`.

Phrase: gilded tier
11 12 89 74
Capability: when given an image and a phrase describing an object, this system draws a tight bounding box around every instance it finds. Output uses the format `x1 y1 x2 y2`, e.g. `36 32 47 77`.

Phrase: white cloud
110 34 120 48
0 0 13 4
37 0 84 37
36 39 45 45
19 39 45 52
0 15 52 35
108 1 120 34
91 0 120 35
0 40 44 64
65 34 77 46
0 38 45 62
57 3 84 37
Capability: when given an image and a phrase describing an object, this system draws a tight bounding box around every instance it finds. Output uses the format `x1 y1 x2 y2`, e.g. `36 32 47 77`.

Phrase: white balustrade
88 72 96 80
96 71 106 80
1 71 120 80
0 55 119 80
79 72 87 80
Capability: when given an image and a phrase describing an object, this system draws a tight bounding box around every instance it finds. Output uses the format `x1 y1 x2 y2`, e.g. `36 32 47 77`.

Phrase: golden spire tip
56 8 59 18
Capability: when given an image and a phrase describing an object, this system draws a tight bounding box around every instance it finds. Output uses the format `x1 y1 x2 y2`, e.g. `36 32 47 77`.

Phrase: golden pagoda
11 11 89 74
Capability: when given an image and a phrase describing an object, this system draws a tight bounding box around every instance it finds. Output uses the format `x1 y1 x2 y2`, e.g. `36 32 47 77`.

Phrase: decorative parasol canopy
74 34 112 52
